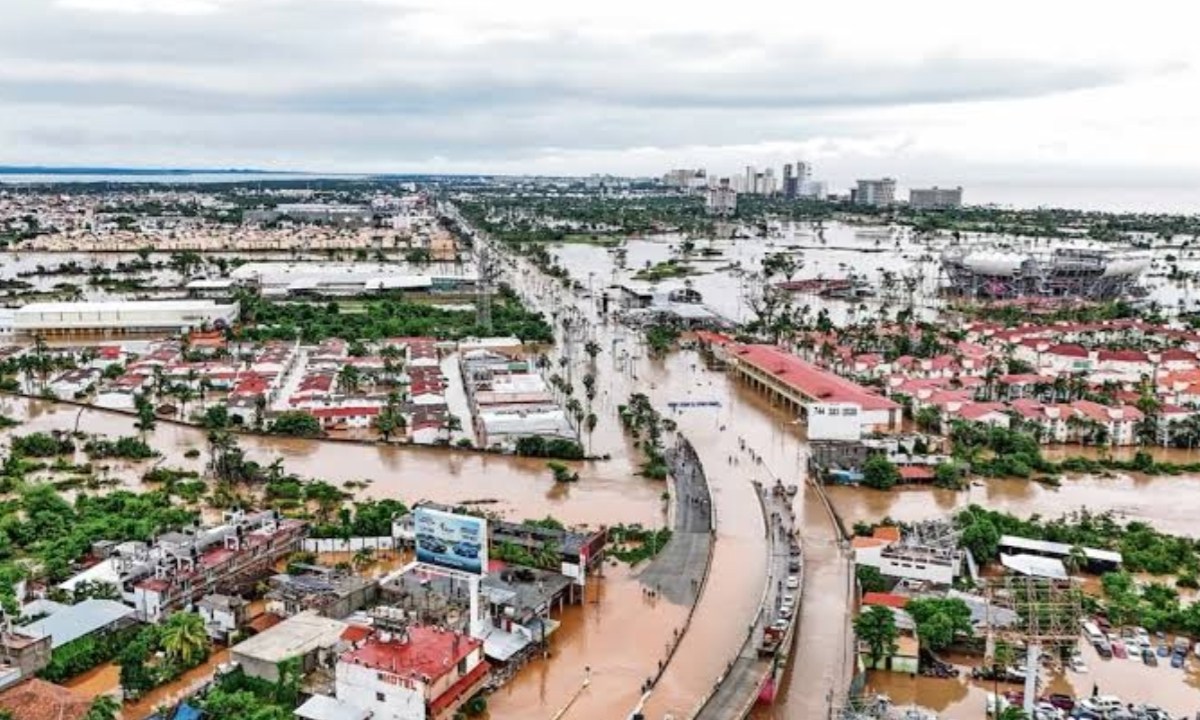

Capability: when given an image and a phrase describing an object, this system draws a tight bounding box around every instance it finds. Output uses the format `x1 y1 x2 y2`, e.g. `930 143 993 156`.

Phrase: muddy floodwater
0 396 666 529
867 639 1200 719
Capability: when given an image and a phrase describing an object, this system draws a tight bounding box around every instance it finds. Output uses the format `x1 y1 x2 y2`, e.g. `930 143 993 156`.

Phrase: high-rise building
855 178 897 207
745 166 756 194
796 161 812 184
783 164 797 199
764 168 776 195
706 178 738 217
909 186 963 210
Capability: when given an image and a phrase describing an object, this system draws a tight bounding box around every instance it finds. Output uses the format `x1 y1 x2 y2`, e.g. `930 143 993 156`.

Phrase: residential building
230 611 350 683
21 599 136 650
852 525 963 585
854 178 897 207
265 569 380 619
336 626 490 720
908 186 963 210
806 402 864 441
197 594 249 644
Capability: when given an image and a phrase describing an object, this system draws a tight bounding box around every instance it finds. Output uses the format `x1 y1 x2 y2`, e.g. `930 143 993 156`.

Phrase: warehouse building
12 301 239 339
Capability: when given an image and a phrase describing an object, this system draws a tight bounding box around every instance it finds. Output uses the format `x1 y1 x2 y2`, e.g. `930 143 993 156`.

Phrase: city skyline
2 0 1199 200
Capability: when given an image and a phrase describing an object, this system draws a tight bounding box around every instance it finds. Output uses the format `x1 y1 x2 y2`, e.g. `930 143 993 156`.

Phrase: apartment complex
909 186 963 210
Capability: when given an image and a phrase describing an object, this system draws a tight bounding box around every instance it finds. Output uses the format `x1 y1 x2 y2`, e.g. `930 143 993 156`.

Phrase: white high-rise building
796 161 812 184
855 178 897 207
706 179 738 217
909 186 963 210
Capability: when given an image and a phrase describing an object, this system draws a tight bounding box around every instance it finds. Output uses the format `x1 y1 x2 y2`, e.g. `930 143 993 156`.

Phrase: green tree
906 597 974 651
853 605 899 669
268 411 322 437
160 611 210 668
861 455 901 490
856 566 888 594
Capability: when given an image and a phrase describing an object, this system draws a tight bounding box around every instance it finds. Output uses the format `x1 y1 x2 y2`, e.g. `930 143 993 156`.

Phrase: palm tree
337 365 361 395
1064 545 1088 576
160 612 210 668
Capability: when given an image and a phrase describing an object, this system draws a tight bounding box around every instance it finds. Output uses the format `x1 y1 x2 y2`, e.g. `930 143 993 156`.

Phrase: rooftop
21 598 135 649
231 611 348 663
340 626 482 683
734 344 899 411
0 679 91 720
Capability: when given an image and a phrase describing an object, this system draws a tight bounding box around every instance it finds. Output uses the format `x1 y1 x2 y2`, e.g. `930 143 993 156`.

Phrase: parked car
785 575 799 590
1077 695 1122 716
1069 655 1088 673
1111 640 1127 659
1156 643 1169 657
1142 647 1158 666
1043 693 1075 711
1171 651 1186 669
1094 640 1112 659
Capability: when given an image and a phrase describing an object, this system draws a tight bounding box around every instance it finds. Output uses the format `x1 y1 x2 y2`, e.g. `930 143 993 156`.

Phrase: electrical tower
986 576 1084 718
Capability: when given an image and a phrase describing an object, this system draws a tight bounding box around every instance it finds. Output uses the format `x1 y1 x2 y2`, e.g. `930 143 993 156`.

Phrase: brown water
66 648 231 720
866 639 1200 718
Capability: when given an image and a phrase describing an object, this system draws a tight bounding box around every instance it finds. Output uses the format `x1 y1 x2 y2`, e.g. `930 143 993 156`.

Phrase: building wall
338 662 427 720
807 402 863 441
856 547 957 585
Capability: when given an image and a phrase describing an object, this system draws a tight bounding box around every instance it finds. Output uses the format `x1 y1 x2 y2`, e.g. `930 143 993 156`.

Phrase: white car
785 576 800 590
1069 655 1088 673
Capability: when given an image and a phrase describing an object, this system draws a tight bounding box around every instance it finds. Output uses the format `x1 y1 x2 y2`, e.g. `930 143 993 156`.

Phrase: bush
11 432 74 457
83 436 158 460
268 411 323 437
861 455 900 490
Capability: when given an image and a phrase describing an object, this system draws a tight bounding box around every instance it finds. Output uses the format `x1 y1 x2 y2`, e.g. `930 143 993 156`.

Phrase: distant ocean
958 184 1200 214
0 172 361 185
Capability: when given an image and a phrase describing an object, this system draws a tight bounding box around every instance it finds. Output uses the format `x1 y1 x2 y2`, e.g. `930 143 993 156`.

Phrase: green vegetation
854 605 899 669
267 411 323 437
644 324 681 358
196 665 299 720
306 498 409 539
235 286 552 344
632 259 698 282
514 435 585 460
861 455 901 490
0 415 19 429
82 435 159 460
10 432 75 457
618 393 669 479
956 505 1200 577
608 523 672 565
856 565 888 594
119 612 212 697
905 597 973 650
547 461 579 483
39 624 142 683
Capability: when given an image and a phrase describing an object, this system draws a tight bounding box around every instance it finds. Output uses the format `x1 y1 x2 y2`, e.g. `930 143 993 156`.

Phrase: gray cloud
0 0 1150 171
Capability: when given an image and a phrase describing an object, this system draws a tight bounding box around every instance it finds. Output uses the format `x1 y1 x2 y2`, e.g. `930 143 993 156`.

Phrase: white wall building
13 300 239 338
806 402 863 441
855 178 897 207
335 627 490 720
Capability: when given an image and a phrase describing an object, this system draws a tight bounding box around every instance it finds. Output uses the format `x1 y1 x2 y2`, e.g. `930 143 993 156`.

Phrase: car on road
1111 640 1127 659
1142 648 1158 666
1068 655 1088 673
1042 694 1074 712
785 576 799 590
788 560 801 573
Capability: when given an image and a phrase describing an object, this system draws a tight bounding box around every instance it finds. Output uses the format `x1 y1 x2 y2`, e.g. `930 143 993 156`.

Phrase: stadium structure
941 244 1151 300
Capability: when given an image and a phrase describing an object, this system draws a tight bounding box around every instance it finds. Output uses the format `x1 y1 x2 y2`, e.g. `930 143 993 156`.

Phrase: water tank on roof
961 251 1025 275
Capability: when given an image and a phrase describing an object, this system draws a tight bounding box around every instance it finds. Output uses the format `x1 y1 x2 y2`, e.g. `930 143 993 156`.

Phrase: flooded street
65 648 231 720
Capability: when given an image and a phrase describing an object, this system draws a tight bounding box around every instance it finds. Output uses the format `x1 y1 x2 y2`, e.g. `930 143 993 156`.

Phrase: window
376 692 386 702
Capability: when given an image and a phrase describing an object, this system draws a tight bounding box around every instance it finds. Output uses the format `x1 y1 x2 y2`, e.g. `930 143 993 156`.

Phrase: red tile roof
734 344 899 411
1160 348 1197 362
340 626 483 683
1097 349 1149 363
873 526 901 543
862 592 909 609
0 679 91 720
1046 344 1089 358
898 466 936 481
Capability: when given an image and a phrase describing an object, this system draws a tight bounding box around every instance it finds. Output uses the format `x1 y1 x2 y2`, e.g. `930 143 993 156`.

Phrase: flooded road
65 648 231 720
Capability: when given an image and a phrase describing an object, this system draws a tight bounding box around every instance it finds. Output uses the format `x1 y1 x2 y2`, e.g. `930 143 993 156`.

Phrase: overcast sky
3 0 1199 196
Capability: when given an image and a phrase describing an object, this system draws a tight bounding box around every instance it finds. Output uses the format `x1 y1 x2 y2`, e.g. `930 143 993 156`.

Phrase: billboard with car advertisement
414 507 488 575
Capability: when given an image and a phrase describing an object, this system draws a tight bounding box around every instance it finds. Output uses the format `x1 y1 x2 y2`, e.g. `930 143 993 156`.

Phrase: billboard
414 507 488 576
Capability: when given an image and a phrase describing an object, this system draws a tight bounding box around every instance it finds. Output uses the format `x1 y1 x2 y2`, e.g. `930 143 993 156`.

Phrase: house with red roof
1095 349 1153 382
1043 343 1092 374
1157 347 1199 372
335 626 490 720
310 405 381 430
1069 400 1143 446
